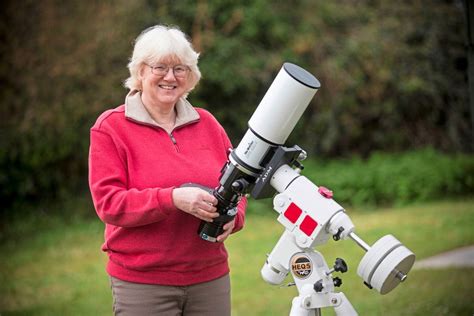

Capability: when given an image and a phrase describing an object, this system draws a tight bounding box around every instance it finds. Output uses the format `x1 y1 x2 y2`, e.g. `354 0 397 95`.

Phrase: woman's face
140 57 190 109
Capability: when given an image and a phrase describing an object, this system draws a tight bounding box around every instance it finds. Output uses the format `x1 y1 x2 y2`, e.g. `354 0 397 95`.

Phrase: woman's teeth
159 85 175 90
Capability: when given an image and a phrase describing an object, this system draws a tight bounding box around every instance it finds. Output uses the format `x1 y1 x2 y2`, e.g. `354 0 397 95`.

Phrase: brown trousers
109 274 231 316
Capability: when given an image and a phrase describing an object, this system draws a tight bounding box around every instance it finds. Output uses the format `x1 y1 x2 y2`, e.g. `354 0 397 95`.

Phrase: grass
228 198 474 315
0 197 473 315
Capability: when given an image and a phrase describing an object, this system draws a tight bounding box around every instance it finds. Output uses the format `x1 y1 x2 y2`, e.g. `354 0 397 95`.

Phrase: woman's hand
172 187 219 222
217 219 235 242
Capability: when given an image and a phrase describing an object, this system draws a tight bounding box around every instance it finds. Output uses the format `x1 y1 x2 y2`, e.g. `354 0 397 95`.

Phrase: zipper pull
170 133 177 144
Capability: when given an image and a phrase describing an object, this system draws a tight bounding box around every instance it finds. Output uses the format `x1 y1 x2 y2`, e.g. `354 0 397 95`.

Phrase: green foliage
0 0 471 208
0 1 134 207
302 148 474 207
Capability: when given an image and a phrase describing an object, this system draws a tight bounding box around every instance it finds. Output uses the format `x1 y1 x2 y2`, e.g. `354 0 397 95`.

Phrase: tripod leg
333 292 358 316
289 296 318 316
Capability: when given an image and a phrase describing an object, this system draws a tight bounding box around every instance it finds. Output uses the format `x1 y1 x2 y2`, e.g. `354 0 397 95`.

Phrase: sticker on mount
291 254 313 279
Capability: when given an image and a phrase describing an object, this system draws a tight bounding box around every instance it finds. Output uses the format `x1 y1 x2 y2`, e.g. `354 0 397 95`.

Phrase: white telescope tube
233 63 320 171
249 63 320 144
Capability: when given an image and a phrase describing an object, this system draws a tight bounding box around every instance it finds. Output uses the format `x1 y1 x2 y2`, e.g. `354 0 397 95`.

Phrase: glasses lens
151 64 167 75
173 65 188 77
150 64 188 77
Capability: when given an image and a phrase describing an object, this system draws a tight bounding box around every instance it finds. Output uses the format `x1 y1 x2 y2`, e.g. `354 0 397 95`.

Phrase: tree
0 0 469 208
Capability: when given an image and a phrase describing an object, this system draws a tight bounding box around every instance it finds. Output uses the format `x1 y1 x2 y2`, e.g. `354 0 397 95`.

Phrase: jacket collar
125 90 200 129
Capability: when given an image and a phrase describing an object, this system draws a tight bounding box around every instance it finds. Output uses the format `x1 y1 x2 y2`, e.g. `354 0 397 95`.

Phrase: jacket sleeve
88 128 177 227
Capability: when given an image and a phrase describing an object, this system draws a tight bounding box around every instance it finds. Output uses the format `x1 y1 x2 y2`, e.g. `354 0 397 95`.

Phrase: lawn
0 198 473 315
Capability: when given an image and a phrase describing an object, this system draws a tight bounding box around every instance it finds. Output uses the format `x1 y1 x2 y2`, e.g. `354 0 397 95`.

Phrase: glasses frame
146 63 190 78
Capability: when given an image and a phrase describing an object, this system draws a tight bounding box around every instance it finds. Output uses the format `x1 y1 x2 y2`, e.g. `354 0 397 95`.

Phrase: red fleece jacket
89 102 246 286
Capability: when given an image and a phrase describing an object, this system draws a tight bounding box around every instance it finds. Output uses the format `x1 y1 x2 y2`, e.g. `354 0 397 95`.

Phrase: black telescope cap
283 63 321 89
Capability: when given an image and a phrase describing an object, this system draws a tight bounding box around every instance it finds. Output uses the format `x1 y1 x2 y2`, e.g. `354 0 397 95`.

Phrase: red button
300 215 318 236
318 186 333 199
284 203 302 224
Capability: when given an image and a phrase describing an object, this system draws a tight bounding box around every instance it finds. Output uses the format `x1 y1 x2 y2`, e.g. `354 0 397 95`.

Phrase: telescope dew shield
234 63 320 171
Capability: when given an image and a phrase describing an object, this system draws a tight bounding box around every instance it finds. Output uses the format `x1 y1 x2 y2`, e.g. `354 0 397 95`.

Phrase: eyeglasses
147 63 190 78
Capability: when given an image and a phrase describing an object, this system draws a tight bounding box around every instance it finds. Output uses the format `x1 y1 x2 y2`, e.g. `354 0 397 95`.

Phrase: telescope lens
283 63 320 89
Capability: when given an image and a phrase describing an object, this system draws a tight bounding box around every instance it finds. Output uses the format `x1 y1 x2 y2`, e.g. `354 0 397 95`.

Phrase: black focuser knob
333 277 343 287
231 179 249 193
334 258 348 273
313 280 324 292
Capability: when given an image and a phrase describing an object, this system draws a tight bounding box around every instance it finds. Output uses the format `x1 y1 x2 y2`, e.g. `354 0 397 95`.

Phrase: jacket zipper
169 133 179 152
167 119 199 153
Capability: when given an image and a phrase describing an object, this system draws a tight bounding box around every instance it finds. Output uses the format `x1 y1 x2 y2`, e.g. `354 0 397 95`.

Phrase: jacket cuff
157 187 179 215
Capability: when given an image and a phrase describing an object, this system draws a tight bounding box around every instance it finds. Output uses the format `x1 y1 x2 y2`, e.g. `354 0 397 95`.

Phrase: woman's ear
137 64 145 80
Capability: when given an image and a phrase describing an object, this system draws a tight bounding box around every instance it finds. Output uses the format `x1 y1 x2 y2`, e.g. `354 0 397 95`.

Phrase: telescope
198 63 319 242
197 63 415 315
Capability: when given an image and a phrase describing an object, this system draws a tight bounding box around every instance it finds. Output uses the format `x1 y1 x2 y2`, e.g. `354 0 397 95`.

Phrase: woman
88 25 246 315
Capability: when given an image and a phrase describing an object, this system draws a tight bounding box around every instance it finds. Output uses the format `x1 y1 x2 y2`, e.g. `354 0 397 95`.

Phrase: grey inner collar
125 90 200 129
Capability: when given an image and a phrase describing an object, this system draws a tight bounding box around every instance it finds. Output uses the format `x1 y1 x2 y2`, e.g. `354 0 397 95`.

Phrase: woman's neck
141 96 177 131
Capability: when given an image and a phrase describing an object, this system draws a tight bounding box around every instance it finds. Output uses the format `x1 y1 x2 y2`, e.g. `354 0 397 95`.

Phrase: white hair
124 25 201 95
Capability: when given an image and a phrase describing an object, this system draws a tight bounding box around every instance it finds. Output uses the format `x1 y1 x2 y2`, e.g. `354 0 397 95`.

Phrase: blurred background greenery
1 0 472 209
1 0 474 315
